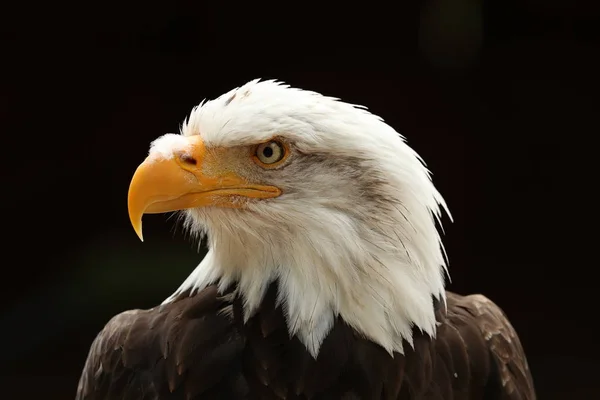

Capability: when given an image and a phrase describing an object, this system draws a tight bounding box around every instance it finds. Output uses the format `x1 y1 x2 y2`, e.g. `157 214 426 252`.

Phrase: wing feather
445 292 536 400
75 285 247 400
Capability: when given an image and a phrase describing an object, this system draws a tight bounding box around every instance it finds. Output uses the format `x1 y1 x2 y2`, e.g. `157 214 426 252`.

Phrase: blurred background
2 0 598 399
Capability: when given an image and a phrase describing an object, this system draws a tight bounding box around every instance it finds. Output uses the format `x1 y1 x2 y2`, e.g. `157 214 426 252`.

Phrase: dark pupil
262 146 274 158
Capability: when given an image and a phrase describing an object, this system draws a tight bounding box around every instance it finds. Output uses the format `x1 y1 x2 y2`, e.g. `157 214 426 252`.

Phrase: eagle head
128 79 451 357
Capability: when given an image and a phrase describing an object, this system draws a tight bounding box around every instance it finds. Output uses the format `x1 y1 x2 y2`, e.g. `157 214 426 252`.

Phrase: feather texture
76 283 535 399
76 285 247 399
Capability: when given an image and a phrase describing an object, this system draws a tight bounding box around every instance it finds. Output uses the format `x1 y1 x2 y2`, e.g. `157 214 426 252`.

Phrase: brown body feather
76 283 535 400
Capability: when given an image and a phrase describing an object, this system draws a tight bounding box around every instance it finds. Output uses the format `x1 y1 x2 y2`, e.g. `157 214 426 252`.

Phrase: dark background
2 0 598 399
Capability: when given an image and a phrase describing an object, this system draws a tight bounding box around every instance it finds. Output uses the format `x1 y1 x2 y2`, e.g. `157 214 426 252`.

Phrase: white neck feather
164 193 449 358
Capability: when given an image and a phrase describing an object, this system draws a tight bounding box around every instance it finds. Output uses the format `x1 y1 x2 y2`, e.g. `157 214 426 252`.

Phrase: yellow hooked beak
128 135 281 241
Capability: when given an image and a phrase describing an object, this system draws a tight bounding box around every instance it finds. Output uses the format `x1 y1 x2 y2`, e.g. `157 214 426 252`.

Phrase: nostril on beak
178 153 197 167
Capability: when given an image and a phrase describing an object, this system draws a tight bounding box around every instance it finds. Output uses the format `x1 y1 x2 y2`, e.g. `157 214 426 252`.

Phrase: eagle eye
254 140 287 167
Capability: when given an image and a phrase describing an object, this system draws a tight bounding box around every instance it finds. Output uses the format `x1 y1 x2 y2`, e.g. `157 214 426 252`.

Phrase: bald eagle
76 80 535 399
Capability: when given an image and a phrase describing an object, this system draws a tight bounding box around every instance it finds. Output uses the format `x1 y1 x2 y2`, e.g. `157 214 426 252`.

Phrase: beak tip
130 215 145 242
133 224 144 242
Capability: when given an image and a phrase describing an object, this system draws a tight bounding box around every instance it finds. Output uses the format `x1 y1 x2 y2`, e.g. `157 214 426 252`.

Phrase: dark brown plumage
76 282 535 400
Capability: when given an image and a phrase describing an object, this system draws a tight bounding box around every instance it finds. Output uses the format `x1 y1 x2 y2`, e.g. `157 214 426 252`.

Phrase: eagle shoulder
440 292 536 400
75 285 247 400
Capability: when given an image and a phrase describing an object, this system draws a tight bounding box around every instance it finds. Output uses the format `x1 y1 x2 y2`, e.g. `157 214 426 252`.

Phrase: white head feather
154 79 451 358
